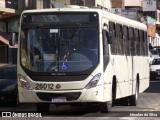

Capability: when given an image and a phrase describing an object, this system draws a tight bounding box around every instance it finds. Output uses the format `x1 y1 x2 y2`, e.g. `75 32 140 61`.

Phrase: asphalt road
1 80 160 120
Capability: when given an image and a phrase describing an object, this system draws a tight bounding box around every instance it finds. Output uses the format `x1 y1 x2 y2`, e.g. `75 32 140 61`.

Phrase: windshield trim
22 12 99 24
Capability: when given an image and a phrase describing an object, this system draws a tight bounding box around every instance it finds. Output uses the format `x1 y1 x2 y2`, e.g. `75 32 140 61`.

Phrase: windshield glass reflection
20 27 99 72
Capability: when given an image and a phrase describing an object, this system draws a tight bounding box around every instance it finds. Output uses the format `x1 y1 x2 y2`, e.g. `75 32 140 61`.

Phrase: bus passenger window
102 30 109 69
129 27 135 56
140 30 145 56
109 22 117 55
135 29 140 56
134 29 138 56
123 26 129 55
144 32 148 56
116 24 123 55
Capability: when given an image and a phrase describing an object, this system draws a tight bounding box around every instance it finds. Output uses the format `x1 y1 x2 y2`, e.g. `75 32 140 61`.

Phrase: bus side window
144 31 148 56
123 26 129 55
116 24 123 55
135 29 139 56
102 30 109 70
143 31 146 56
129 27 135 56
109 22 117 55
140 30 144 56
137 30 141 56
120 25 124 55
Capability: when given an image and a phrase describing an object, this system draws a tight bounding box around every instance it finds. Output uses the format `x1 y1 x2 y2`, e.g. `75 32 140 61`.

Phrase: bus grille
36 92 81 101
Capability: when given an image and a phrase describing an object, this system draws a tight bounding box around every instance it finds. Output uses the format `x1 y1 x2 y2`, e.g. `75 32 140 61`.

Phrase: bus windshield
20 14 99 73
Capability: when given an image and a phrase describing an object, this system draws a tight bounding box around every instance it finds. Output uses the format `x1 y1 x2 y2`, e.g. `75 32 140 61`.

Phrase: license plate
51 97 66 102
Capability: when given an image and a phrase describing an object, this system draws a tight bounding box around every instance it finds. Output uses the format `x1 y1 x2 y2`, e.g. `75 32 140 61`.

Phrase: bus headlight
85 73 101 89
19 76 33 90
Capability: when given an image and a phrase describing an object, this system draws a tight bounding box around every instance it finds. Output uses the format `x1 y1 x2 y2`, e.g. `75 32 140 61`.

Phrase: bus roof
22 7 147 30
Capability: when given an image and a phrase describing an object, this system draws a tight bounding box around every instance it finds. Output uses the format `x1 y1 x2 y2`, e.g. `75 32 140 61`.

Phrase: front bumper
18 85 107 103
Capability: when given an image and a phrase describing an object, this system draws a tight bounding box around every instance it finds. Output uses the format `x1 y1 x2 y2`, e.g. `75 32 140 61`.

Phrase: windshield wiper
36 24 52 40
64 23 81 41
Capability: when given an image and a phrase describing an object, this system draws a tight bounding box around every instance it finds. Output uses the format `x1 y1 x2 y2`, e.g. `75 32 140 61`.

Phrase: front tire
100 77 116 113
100 101 112 113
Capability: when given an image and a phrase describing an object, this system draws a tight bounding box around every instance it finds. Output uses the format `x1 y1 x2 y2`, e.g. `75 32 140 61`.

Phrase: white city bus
12 6 149 113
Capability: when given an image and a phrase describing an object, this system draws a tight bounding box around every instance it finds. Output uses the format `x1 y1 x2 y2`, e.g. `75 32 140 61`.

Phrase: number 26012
35 83 54 90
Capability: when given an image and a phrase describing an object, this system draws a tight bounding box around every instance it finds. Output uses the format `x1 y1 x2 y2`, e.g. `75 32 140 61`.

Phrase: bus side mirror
107 31 112 44
9 33 16 46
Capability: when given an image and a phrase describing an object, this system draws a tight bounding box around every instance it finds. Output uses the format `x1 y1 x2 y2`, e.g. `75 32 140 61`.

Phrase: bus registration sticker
51 97 66 102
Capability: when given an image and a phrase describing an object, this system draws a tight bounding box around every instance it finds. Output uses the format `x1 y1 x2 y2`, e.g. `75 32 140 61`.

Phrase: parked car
153 47 160 56
0 64 18 106
150 58 160 80
149 50 159 64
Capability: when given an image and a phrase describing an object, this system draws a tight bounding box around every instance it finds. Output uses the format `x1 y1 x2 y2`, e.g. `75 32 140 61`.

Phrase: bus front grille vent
36 92 81 101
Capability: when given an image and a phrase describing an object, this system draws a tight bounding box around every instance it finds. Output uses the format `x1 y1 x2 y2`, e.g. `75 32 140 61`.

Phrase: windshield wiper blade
64 23 81 41
36 24 51 40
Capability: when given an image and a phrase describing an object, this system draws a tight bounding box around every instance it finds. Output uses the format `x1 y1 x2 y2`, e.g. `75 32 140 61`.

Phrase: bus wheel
100 101 112 113
129 82 139 106
112 77 117 106
36 103 50 115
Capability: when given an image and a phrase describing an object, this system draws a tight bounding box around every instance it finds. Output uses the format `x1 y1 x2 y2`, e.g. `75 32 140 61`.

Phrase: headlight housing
85 73 101 89
19 75 33 90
